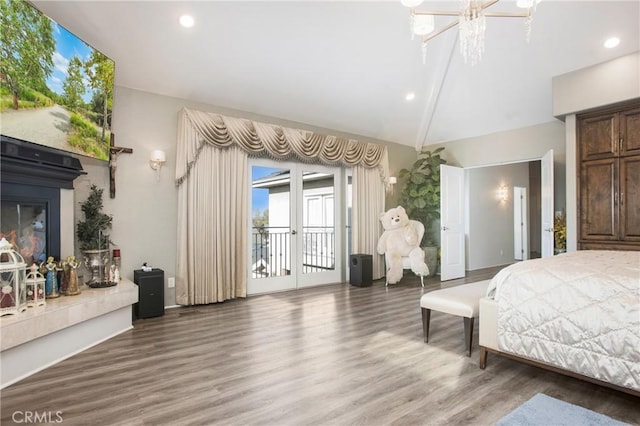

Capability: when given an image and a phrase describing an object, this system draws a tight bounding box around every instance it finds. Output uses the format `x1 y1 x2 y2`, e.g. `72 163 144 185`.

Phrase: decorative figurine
43 256 60 298
59 259 69 295
65 256 81 296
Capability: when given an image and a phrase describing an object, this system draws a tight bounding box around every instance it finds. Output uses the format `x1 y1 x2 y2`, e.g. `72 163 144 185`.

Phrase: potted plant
76 184 114 287
398 147 446 276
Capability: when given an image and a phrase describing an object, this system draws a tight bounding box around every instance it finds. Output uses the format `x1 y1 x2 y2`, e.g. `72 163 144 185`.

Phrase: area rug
496 393 630 426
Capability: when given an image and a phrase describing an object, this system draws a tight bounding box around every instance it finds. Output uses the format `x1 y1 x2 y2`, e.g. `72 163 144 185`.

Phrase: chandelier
401 0 542 66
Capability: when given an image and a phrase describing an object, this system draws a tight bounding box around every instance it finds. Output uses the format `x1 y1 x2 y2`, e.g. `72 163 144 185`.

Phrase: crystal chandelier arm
484 11 531 17
411 0 502 16
414 9 529 20
413 0 500 16
414 10 465 17
420 19 460 43
414 0 506 43
480 0 501 11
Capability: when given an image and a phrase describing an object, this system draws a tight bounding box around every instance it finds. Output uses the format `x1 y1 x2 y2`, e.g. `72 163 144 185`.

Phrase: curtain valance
176 107 389 186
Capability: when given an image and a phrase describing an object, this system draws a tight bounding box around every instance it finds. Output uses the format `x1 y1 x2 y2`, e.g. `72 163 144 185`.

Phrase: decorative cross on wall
109 134 133 198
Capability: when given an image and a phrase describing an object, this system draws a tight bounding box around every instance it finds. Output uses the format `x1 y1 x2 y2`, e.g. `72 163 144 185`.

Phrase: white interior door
541 149 554 257
440 165 465 281
513 186 529 261
248 159 342 294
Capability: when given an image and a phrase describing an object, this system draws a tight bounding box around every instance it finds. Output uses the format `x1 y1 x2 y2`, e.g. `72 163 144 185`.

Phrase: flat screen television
0 0 115 161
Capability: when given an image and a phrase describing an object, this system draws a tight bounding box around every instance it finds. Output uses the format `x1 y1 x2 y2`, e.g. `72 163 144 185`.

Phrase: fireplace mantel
1 135 86 189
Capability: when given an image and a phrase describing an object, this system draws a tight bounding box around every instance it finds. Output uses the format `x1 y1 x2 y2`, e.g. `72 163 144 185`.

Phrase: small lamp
25 264 46 307
387 176 397 194
516 0 542 9
150 150 166 180
401 0 424 7
498 184 509 202
412 14 435 36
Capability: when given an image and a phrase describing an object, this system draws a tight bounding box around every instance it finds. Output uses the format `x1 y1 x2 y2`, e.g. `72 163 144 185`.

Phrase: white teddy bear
377 206 430 284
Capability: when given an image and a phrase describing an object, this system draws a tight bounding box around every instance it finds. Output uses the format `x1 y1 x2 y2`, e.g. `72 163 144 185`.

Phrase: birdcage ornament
0 237 27 316
25 264 46 307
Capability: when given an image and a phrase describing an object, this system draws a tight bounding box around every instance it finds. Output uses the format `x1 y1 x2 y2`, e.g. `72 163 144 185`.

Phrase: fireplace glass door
1 183 60 267
1 201 48 266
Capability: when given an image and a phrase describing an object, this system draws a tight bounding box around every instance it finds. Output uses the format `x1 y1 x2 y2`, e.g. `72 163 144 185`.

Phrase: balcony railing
251 226 336 278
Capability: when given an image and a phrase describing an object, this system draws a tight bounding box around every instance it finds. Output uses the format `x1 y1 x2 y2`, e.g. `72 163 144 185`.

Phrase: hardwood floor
1 268 638 425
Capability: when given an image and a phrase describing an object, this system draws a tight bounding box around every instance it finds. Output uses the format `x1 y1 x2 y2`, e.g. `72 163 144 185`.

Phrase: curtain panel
176 145 248 305
175 107 388 304
352 166 386 280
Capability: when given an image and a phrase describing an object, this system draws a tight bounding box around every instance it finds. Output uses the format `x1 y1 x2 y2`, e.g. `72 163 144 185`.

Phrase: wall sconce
387 176 397 194
498 184 509 202
149 150 166 180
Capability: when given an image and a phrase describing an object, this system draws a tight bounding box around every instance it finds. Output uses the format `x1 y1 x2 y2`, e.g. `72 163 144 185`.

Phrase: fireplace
1 135 85 265
0 136 140 390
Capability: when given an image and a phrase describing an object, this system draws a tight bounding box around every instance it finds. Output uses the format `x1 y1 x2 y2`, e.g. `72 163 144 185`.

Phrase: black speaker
133 269 165 319
349 254 372 287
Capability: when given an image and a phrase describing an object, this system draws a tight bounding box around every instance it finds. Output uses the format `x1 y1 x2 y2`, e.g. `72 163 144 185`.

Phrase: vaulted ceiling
32 1 640 149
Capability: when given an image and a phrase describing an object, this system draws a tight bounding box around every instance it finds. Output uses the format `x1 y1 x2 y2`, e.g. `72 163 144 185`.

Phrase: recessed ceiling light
179 14 195 28
604 37 620 49
405 92 416 101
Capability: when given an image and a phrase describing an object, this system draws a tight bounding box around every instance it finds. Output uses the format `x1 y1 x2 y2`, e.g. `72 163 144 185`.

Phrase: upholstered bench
419 280 491 356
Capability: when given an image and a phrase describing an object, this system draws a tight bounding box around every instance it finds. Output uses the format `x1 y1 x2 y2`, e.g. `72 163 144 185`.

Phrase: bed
479 250 640 396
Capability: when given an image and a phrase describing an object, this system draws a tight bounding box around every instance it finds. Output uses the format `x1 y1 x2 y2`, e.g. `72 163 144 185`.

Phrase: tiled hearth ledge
0 280 138 388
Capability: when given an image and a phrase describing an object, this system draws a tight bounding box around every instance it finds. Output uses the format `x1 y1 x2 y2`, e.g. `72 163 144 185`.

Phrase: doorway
464 150 553 271
247 159 344 295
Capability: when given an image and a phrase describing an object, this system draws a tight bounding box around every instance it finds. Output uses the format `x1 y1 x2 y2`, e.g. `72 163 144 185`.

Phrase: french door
247 159 343 294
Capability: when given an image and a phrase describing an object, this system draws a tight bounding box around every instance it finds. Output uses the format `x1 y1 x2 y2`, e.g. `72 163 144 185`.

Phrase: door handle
545 227 554 232
291 230 297 235
441 226 449 231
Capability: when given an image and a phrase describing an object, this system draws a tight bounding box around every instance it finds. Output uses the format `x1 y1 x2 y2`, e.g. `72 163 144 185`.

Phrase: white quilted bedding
487 250 640 392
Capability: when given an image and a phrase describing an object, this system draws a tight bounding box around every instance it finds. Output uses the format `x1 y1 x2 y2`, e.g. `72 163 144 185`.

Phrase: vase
82 249 113 288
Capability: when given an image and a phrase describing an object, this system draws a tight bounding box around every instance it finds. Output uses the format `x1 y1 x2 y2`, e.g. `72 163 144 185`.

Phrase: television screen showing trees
0 0 115 161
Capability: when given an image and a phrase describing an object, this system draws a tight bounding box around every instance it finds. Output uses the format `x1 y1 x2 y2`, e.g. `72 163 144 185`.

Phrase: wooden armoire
577 101 640 250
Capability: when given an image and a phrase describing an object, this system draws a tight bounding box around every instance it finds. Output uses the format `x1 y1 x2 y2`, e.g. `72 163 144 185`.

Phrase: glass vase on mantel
82 231 115 288
82 249 112 288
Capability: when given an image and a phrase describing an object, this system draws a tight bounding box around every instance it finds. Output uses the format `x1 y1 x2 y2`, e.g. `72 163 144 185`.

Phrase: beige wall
429 121 565 166
73 86 416 306
428 120 567 212
553 52 640 117
415 121 565 270
466 162 530 270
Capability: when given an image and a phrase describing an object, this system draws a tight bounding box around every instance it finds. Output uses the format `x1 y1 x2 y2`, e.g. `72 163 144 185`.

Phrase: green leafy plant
76 184 112 250
399 147 446 246
554 211 567 251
